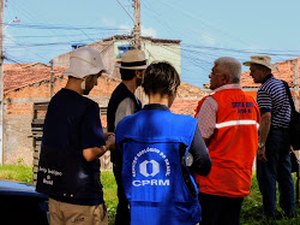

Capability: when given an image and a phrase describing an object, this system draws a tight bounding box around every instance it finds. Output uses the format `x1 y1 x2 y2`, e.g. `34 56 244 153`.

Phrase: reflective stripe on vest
216 119 259 129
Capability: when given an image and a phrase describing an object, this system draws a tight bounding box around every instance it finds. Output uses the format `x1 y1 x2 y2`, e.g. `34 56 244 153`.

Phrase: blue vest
116 109 201 225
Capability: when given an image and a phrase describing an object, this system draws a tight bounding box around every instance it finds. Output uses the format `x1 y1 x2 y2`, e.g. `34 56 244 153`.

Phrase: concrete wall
144 41 181 75
113 40 181 75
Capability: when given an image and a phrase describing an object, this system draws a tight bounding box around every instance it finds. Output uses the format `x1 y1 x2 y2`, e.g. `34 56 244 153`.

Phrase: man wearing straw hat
36 47 115 225
244 56 295 220
107 49 147 225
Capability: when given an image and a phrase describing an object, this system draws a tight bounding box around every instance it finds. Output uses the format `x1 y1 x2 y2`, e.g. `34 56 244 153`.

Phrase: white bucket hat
243 56 273 70
64 47 106 79
120 49 147 70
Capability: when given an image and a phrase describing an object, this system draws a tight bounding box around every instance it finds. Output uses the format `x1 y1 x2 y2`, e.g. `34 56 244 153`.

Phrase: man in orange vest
194 57 260 225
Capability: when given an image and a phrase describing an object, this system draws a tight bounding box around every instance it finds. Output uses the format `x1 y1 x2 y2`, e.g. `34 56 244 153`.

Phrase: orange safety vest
194 89 260 197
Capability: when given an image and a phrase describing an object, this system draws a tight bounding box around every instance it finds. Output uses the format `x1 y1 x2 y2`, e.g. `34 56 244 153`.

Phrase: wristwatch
258 143 265 148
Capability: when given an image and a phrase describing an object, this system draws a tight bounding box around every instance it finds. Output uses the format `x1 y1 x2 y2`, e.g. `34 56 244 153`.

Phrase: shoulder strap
282 80 296 113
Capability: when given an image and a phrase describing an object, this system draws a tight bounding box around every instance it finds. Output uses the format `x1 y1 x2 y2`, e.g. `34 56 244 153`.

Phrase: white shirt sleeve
196 96 218 139
114 97 136 127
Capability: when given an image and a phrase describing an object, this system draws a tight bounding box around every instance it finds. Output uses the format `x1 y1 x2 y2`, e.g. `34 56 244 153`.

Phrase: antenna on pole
133 0 141 49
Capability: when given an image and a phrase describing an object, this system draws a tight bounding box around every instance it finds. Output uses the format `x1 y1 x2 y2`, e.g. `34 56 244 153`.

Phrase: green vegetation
0 164 33 183
1 165 300 225
241 173 300 225
101 170 117 224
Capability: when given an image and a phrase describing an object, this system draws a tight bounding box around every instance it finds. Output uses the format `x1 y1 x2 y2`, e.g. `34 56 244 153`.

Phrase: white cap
64 47 106 79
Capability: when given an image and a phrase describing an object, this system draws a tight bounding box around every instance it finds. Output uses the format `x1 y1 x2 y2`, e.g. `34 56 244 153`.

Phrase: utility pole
0 0 4 165
49 60 54 98
294 58 299 111
132 0 148 104
133 0 141 49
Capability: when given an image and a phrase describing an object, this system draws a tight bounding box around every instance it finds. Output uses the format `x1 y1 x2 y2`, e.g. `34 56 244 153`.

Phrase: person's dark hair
142 61 180 96
120 68 136 80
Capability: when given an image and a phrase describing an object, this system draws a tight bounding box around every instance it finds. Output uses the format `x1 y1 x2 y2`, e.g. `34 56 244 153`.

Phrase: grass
1 164 300 225
0 164 33 183
240 173 300 225
101 170 117 224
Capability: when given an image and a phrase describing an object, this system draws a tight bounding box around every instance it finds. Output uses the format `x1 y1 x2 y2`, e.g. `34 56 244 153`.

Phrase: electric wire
115 0 134 23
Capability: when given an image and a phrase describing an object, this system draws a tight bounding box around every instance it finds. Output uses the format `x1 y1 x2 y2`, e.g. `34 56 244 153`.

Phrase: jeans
113 164 130 225
256 127 295 219
199 193 243 225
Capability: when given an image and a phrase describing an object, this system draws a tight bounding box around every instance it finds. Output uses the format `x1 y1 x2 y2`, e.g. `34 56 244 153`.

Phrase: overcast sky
4 0 300 87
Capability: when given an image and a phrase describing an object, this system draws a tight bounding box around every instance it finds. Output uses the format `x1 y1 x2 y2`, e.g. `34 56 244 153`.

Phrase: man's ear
80 78 86 90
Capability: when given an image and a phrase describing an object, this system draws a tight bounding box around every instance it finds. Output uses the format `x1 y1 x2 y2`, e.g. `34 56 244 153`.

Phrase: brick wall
4 79 63 165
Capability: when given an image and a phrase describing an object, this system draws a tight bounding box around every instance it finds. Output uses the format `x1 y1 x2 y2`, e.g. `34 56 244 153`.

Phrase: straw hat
120 49 147 70
64 47 106 79
243 56 273 70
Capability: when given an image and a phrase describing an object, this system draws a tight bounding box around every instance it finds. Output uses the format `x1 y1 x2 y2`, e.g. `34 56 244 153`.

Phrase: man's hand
257 146 267 161
106 133 115 151
104 132 115 140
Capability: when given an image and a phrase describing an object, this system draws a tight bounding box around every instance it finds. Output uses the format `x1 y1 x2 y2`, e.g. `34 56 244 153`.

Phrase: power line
4 54 23 64
4 35 49 61
115 0 134 23
9 32 110 39
183 43 300 58
4 22 128 31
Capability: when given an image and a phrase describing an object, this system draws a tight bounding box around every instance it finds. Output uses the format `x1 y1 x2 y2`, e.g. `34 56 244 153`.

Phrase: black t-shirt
42 88 105 149
37 88 106 205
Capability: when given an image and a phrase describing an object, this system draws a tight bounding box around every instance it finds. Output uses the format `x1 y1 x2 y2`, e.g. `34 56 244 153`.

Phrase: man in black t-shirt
107 49 147 225
36 47 115 225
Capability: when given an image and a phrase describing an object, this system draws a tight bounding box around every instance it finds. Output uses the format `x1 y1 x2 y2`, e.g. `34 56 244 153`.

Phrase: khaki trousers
49 198 108 225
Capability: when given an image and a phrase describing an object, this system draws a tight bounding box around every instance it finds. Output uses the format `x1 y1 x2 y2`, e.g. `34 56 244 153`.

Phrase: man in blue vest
36 47 115 225
115 62 212 225
107 49 147 225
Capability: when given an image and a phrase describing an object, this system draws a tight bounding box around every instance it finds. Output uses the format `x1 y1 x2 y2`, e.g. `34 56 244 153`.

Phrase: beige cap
120 49 147 70
243 56 273 70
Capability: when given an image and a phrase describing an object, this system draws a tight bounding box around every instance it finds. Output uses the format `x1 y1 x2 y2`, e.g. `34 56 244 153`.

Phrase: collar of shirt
143 104 170 111
212 83 241 93
262 73 273 84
